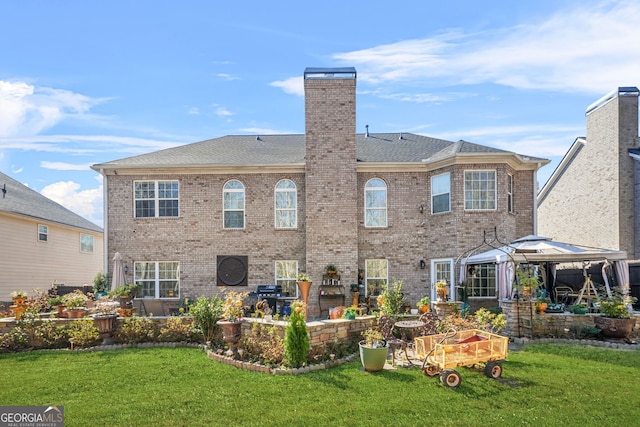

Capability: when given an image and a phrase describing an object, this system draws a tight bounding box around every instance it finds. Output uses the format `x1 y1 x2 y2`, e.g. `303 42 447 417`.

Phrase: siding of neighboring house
0 213 103 299
538 88 639 258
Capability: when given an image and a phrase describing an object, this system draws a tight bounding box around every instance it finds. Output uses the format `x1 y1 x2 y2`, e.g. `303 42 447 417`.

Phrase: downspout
533 163 540 235
99 168 109 278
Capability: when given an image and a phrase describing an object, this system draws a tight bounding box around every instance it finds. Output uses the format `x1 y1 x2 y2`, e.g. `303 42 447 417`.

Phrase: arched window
365 178 387 227
275 179 297 228
223 180 245 229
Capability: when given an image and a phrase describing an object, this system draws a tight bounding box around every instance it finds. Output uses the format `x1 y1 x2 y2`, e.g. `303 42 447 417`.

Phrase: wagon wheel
440 369 462 389
484 361 503 379
421 365 439 377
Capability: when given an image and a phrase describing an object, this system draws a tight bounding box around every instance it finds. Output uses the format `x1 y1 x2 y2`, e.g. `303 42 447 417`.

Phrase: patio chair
378 315 406 367
418 312 439 336
141 299 166 316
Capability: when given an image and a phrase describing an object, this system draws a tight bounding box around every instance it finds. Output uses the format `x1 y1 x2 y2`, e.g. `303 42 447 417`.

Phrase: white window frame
275 260 298 297
507 173 514 213
464 170 496 211
365 259 388 296
223 179 245 229
134 180 179 218
80 233 94 253
431 172 451 214
431 259 454 301
364 178 387 228
274 179 297 229
467 264 497 298
38 224 48 242
134 261 180 299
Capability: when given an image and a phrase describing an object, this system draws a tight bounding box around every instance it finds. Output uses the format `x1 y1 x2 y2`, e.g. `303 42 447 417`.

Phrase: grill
248 285 295 315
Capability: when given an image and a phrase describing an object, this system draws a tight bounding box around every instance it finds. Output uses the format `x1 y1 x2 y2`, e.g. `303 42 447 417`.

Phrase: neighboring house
0 171 104 301
538 87 640 259
92 67 548 316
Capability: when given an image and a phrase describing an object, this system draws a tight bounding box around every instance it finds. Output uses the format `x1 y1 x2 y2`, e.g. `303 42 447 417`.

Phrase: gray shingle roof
0 171 103 233
92 132 545 169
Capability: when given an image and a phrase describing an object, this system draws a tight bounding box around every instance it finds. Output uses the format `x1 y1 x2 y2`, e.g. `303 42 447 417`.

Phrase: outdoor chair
554 286 578 304
378 315 407 367
418 312 439 336
141 299 166 316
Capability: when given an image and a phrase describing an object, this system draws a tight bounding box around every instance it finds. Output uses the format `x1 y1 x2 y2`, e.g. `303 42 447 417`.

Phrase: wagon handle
421 328 458 370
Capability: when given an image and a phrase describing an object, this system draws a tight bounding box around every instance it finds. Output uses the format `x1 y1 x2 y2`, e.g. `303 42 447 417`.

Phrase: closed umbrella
112 252 127 290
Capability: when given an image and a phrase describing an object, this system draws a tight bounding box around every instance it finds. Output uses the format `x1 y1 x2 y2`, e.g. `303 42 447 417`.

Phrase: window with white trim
464 170 496 210
134 180 179 218
275 179 297 229
223 180 245 229
38 224 48 242
365 178 387 227
431 172 451 214
365 259 388 296
134 261 180 299
275 260 298 297
507 173 514 213
80 234 94 253
467 264 497 297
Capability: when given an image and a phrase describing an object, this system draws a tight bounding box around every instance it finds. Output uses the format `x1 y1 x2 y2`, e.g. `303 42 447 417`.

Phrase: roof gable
0 171 103 233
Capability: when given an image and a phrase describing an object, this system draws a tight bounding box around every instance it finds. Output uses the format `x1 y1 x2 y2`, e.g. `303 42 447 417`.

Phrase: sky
1 0 639 228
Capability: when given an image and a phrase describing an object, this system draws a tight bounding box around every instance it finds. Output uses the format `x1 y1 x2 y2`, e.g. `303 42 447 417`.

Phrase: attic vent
365 125 369 138
1 184 6 198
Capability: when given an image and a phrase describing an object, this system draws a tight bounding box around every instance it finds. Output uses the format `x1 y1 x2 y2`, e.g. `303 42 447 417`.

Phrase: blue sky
1 0 639 228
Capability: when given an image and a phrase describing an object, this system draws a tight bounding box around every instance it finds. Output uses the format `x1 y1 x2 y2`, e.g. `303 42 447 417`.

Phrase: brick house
0 171 103 303
92 67 548 317
538 87 640 259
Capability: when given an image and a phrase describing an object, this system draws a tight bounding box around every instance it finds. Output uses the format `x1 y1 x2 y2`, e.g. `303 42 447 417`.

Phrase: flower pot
117 308 135 317
64 308 87 318
93 314 118 345
296 281 312 319
218 320 242 357
536 303 548 314
351 292 360 308
419 304 430 314
359 341 389 372
56 305 67 318
594 316 636 339
12 297 28 305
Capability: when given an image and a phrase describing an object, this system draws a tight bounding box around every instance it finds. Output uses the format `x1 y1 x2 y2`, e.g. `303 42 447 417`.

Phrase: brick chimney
303 67 358 292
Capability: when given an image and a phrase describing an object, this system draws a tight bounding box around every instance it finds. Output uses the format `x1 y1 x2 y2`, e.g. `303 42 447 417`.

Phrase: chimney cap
304 67 356 79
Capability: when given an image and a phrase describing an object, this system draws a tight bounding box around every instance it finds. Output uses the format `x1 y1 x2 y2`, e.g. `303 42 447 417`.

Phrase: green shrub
240 322 284 366
32 321 69 349
0 328 29 353
113 317 157 344
67 319 101 348
158 317 199 343
189 296 224 343
283 301 310 368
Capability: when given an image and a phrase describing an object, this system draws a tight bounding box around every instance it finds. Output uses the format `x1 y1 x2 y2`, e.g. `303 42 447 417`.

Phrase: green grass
1 344 639 426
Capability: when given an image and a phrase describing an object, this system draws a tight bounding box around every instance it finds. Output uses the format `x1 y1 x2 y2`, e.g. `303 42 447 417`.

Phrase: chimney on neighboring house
585 87 639 257
303 67 358 296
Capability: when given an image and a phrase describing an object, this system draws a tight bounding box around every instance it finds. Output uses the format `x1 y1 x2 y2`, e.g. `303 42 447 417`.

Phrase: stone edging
206 348 360 375
511 337 640 351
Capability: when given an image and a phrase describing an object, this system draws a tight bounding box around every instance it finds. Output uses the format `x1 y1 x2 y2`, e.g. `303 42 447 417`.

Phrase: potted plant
594 289 637 339
416 296 431 313
93 296 120 344
296 272 312 317
48 296 66 317
536 296 550 314
516 270 538 300
325 264 337 275
92 271 108 300
359 325 388 372
61 290 89 318
342 306 361 320
350 283 360 307
110 283 141 310
435 281 448 301
217 290 249 357
11 290 28 305
568 303 587 315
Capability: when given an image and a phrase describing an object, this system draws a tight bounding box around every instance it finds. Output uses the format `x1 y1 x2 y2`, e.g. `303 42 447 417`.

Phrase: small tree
283 300 310 368
190 296 224 344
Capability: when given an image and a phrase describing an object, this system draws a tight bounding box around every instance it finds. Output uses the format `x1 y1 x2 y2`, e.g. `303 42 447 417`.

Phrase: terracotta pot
117 308 135 317
419 304 430 314
296 281 312 319
64 309 87 318
594 316 636 339
94 314 118 345
537 303 548 314
12 297 28 305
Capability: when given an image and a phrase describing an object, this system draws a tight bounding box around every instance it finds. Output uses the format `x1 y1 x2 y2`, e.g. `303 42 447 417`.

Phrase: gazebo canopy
462 235 627 265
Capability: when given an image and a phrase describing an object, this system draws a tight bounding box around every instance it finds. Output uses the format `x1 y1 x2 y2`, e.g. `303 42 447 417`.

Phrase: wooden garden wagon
414 328 509 389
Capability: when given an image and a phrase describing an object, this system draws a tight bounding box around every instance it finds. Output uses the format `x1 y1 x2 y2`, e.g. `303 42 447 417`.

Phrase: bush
240 322 284 366
32 321 69 349
67 319 101 348
0 328 29 353
113 317 157 344
158 317 199 343
189 296 224 343
283 301 310 368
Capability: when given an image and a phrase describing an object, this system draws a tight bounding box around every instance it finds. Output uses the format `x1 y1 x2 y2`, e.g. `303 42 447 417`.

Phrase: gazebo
460 235 628 303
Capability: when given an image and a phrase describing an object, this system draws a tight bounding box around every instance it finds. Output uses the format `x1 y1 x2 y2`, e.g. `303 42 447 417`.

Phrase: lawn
1 344 639 427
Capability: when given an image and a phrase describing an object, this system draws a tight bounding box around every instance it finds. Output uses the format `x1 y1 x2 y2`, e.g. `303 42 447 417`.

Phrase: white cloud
216 73 239 81
41 180 103 224
269 77 303 96
0 80 106 137
187 107 200 115
332 1 640 95
215 106 234 118
41 161 94 171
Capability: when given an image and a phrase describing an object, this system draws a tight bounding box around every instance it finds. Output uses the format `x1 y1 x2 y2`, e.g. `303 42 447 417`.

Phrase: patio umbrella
112 252 127 290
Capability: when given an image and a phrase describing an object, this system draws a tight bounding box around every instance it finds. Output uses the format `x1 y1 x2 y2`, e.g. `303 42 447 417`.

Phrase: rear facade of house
93 67 547 317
